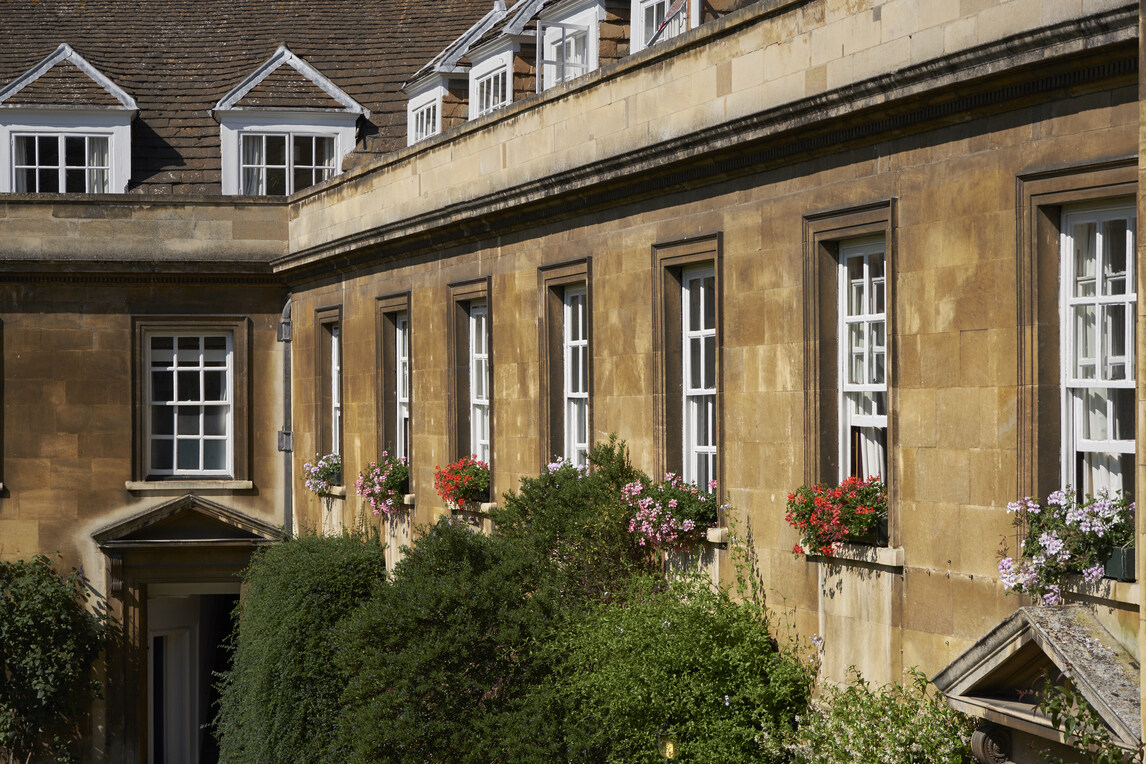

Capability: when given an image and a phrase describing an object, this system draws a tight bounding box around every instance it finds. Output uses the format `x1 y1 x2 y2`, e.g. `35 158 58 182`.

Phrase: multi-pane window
395 313 411 462
641 0 686 47
563 286 589 465
1061 204 1136 494
475 68 509 117
330 324 342 457
469 301 490 462
838 238 887 481
539 21 589 90
681 265 716 489
146 334 232 476
412 101 439 143
13 134 110 193
240 133 335 195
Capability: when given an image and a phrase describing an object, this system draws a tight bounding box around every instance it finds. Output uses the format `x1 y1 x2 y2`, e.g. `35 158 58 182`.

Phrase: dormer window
475 67 510 116
0 44 136 194
213 45 368 196
632 0 694 52
537 0 603 91
412 102 439 142
13 133 110 193
239 133 335 196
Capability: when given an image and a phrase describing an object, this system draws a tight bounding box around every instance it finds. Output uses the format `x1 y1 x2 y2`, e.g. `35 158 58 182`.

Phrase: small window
638 0 686 48
146 333 233 477
469 301 491 463
539 21 590 90
475 68 510 117
838 238 888 480
681 265 716 488
316 309 343 461
13 134 110 193
411 101 439 143
1061 203 1136 494
563 285 590 465
395 313 411 461
240 133 335 195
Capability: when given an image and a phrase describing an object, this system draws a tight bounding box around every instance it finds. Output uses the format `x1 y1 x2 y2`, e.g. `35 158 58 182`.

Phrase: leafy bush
787 668 974 764
335 518 561 763
999 488 1134 605
213 531 387 764
0 555 108 764
786 476 887 556
546 575 814 763
493 436 652 599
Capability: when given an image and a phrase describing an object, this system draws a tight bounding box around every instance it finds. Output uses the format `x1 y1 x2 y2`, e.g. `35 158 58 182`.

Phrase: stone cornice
274 5 1138 279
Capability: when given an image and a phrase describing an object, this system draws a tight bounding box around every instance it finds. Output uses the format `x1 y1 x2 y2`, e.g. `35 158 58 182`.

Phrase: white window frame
469 301 491 462
630 0 697 53
838 237 888 482
406 80 446 145
0 110 131 193
331 324 342 457
395 312 411 462
563 285 590 466
1060 202 1137 494
536 0 603 93
681 264 716 489
144 332 234 477
12 133 110 193
218 111 355 195
238 132 336 196
468 45 517 120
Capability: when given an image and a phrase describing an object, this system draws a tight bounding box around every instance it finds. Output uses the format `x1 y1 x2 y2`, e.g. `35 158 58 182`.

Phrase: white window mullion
469 302 490 462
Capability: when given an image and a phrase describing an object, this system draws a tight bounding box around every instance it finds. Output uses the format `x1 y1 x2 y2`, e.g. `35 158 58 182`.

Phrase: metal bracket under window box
277 319 292 342
278 430 293 452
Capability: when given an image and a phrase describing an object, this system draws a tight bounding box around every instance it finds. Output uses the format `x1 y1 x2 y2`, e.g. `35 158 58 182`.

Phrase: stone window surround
537 258 592 468
376 292 413 465
801 199 897 542
1016 158 1136 500
651 234 722 490
447 278 493 474
129 316 251 486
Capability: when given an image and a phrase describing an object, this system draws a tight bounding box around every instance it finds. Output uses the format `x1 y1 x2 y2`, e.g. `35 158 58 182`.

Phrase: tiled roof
4 60 123 107
0 0 495 193
236 66 346 111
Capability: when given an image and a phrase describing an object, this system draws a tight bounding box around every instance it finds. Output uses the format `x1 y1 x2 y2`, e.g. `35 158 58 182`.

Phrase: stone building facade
0 0 1143 761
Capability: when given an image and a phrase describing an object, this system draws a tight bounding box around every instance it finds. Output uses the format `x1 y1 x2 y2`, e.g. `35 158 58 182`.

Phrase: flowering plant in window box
621 473 719 549
434 455 491 505
785 476 888 557
302 452 342 497
356 451 410 516
998 488 1134 605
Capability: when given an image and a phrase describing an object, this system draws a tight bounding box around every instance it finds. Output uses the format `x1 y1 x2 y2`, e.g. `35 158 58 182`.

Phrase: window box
851 516 889 548
1104 545 1135 583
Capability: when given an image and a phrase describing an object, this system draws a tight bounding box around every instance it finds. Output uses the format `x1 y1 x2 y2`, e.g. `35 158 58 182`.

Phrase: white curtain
241 135 262 194
88 136 109 192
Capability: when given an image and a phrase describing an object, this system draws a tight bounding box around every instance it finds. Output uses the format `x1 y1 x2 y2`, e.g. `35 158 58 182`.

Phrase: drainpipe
277 296 294 535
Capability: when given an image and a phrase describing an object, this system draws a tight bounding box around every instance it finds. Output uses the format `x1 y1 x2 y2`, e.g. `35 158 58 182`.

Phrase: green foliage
1038 673 1143 764
546 575 814 763
787 668 975 764
334 518 561 763
0 554 108 764
213 531 386 764
492 436 652 599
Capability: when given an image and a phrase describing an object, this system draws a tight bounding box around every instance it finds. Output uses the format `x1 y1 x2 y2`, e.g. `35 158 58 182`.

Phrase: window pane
293 136 313 165
177 336 200 365
316 137 334 167
703 335 715 388
1074 304 1096 379
702 277 715 329
689 337 702 388
1082 388 1108 441
38 169 58 193
570 348 581 393
39 136 58 166
688 279 701 329
151 440 173 471
203 440 226 471
1112 388 1135 441
64 136 84 167
294 168 312 193
151 405 174 435
177 406 200 435
88 168 108 193
177 371 200 401
1104 304 1127 380
204 406 227 436
1103 219 1128 296
204 337 228 366
847 258 864 316
1073 221 1097 297
204 370 226 401
176 440 199 470
65 169 85 193
266 168 286 196
151 372 173 402
17 168 35 193
265 136 286 165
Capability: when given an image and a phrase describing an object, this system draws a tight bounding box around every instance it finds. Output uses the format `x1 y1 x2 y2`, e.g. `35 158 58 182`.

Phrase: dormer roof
933 605 1141 752
214 45 369 117
0 43 136 110
405 1 521 87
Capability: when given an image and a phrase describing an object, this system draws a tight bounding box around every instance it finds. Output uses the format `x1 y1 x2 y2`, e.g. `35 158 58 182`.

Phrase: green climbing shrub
213 530 387 764
0 554 108 764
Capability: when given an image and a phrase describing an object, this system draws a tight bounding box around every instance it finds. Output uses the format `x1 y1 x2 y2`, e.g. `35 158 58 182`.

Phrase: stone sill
706 526 729 544
448 501 498 515
126 480 254 492
807 543 904 568
1064 574 1139 607
328 486 347 499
